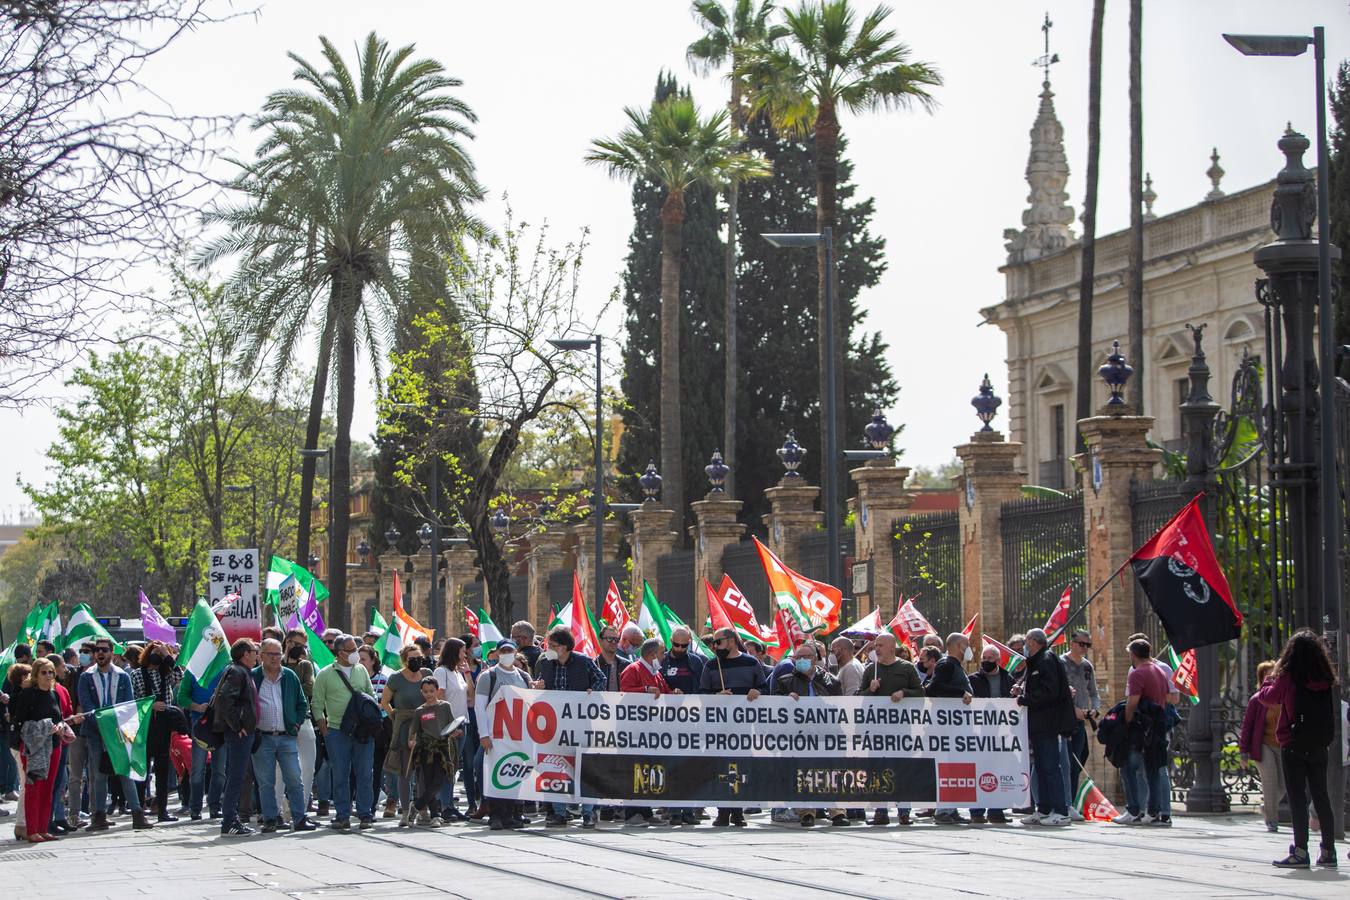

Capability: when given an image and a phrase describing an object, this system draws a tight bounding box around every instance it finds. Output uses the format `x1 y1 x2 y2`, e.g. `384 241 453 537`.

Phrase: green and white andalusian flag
94 695 155 780
635 583 711 659
477 609 504 659
0 642 17 691
265 556 329 607
373 615 403 673
176 599 229 684
63 603 122 653
371 607 390 633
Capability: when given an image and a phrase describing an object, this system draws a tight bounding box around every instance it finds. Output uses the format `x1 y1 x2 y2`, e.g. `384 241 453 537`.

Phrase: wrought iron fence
891 512 962 630
1167 697 1264 807
654 550 695 626
546 569 572 614
999 493 1084 636
798 531 857 623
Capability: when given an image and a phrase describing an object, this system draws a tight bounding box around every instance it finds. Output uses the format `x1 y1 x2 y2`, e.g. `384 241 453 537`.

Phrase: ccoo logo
937 763 977 803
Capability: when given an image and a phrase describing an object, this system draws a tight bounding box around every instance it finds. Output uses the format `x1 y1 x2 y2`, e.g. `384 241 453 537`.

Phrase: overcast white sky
1 0 1345 520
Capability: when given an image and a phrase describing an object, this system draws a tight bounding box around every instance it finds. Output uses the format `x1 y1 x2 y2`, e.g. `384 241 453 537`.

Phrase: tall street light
1224 25 1342 838
549 335 606 616
298 447 333 583
763 228 842 590
224 483 257 549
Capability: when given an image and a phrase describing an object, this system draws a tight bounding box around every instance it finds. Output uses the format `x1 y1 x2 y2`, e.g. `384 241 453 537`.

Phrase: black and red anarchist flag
1129 496 1242 652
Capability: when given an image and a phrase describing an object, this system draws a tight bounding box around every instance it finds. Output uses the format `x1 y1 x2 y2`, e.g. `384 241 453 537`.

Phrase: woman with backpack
1255 629 1338 869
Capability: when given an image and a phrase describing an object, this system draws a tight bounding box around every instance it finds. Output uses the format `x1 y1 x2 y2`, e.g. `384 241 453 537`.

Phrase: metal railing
891 512 962 630
1000 493 1084 636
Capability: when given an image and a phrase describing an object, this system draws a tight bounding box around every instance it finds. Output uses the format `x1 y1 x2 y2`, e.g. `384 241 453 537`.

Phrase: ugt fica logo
937 763 977 802
534 753 575 794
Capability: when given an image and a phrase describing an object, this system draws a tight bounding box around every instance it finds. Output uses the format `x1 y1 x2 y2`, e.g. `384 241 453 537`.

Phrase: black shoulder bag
336 669 383 743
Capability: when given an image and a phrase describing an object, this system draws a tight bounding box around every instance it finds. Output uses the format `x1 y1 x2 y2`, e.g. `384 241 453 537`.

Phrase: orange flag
568 573 602 658
392 572 433 642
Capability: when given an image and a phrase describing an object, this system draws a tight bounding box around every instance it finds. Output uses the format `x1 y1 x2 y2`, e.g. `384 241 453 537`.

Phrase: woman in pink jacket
1238 660 1283 832
1254 630 1338 869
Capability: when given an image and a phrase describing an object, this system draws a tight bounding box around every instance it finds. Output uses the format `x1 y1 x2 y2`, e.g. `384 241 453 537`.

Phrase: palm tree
739 0 939 516
586 94 770 524
1126 0 1144 411
1075 0 1106 440
687 0 783 499
201 33 483 630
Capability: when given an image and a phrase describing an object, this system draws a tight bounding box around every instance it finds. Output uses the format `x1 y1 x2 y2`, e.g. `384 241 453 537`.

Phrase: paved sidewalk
0 810 1345 899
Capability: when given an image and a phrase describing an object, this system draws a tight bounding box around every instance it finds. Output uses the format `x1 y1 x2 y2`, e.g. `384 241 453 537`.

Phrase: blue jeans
87 736 142 814
552 802 595 817
190 740 226 815
219 732 253 829
460 728 481 808
324 729 374 821
1120 748 1168 817
1030 733 1067 816
252 733 304 822
1058 734 1072 807
51 743 69 820
1066 721 1089 799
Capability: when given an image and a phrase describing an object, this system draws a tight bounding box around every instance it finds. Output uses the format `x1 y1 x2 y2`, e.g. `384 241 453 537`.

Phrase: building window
1052 404 1065 460
1040 404 1066 489
1176 377 1189 407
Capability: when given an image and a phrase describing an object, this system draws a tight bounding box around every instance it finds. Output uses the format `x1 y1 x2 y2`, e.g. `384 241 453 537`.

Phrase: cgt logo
937 763 977 803
535 753 575 795
491 752 533 791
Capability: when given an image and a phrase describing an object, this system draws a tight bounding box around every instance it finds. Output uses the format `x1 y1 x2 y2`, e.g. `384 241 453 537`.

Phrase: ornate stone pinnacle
1205 147 1225 201
1142 173 1157 221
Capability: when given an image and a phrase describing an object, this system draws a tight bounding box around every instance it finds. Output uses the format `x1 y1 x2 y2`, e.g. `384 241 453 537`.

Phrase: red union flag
887 597 934 641
464 606 480 640
1044 586 1072 646
960 613 978 640
1074 776 1121 822
601 579 631 632
772 605 805 661
717 575 778 648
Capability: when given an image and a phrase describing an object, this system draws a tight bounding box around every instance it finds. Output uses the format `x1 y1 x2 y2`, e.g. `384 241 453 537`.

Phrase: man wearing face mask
617 638 676 827
774 643 845 826
699 627 767 828
509 621 541 676
969 644 1015 825
476 640 533 830
925 633 974 825
861 634 922 826
534 627 605 828
311 634 377 832
280 629 319 820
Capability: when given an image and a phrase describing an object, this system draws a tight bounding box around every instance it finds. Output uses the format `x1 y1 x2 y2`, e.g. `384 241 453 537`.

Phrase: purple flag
139 589 177 644
293 584 326 635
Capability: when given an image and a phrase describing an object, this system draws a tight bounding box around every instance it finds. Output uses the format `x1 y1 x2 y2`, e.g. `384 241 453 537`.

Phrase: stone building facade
983 75 1272 488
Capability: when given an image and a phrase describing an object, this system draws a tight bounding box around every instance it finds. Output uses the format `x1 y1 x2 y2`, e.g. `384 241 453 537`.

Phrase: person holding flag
76 636 151 832
1014 629 1074 827
1060 627 1100 809
536 626 605 828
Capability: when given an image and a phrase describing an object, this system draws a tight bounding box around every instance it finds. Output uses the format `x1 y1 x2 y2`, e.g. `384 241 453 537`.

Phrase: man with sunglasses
660 628 704 695
699 627 767 828
76 638 153 831
1061 628 1100 811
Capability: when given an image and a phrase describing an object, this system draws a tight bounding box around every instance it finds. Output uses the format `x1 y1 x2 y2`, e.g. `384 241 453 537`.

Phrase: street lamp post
763 229 842 589
298 447 333 582
1225 26 1343 838
549 335 606 617
224 483 257 549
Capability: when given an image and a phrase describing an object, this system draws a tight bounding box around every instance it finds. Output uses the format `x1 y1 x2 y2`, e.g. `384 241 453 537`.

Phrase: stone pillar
690 494 745 630
571 517 622 614
526 528 569 633
762 478 821 572
847 461 914 617
443 544 478 633
954 431 1026 651
629 504 679 602
1072 412 1161 710
349 564 381 634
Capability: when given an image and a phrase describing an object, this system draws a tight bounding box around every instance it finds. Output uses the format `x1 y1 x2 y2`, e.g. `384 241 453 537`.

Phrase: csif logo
491 751 533 791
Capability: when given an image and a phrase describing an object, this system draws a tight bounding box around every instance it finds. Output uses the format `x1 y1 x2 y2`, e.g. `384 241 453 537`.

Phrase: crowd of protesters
0 617 1339 867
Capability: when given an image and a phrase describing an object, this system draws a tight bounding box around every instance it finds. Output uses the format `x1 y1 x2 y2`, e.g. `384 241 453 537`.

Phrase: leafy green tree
202 33 483 629
739 0 938 515
733 116 898 527
687 1 785 495
379 216 596 626
587 89 771 527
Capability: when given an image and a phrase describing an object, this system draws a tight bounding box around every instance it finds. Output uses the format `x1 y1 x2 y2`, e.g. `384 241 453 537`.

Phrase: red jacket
619 661 672 694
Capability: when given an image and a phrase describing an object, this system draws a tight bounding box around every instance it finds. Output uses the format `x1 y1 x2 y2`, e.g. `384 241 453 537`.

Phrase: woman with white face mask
474 641 533 831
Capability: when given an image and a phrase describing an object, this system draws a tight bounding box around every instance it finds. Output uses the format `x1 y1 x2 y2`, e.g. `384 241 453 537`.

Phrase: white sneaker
1112 812 1142 825
1020 812 1045 826
1069 808 1085 822
1042 813 1071 826
1139 814 1156 825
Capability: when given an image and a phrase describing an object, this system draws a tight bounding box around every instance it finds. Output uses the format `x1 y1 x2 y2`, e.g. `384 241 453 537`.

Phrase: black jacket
924 656 973 699
1017 646 1076 737
772 667 842 697
212 663 258 734
970 667 1015 699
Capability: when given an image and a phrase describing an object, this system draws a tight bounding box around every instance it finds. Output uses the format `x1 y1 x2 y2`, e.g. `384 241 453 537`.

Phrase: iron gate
891 511 962 630
1000 493 1085 636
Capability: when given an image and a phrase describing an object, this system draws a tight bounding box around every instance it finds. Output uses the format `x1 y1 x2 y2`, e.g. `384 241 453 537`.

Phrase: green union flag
94 695 155 779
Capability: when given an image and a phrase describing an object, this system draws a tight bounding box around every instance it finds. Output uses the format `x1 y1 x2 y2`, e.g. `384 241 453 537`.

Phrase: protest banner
208 548 261 644
482 688 1029 808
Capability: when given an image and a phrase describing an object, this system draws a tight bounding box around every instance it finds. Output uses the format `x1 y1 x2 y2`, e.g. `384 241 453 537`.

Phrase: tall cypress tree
615 73 727 526
733 114 898 530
